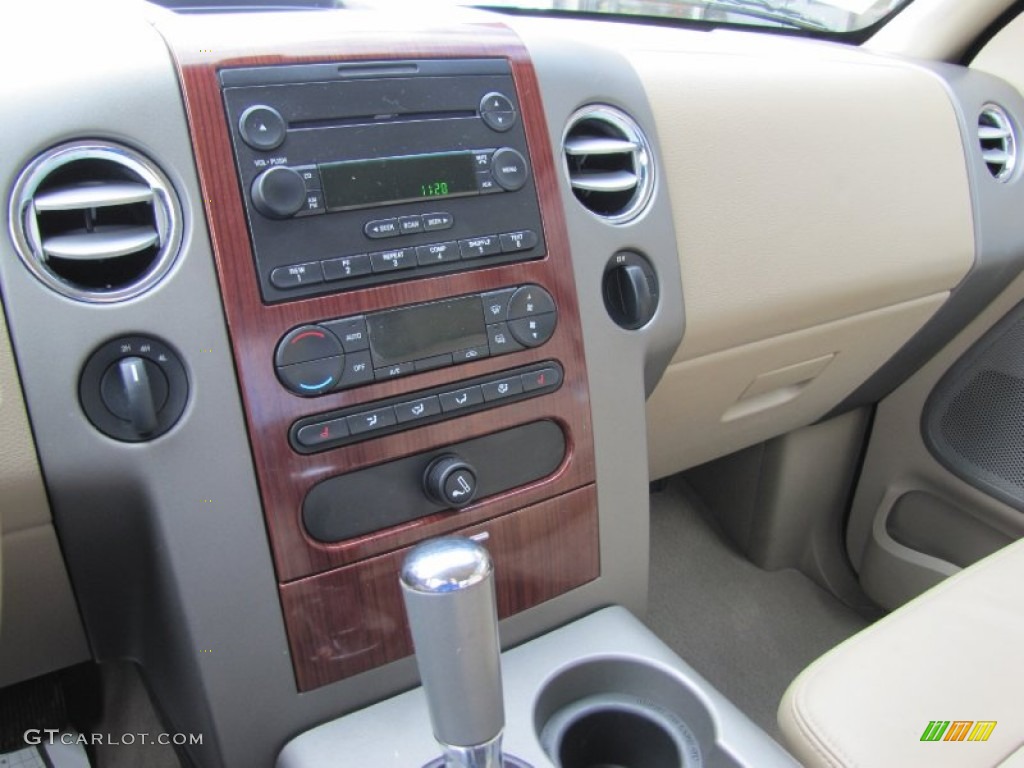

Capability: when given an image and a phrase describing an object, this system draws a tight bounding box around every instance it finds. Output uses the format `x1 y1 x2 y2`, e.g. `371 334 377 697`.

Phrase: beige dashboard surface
972 11 1024 97
0 300 51 537
0 298 43 633
630 49 974 362
627 40 975 476
779 537 1024 767
0 294 89 684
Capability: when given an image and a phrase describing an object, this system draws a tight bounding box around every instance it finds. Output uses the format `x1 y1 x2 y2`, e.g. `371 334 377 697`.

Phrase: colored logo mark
921 721 997 742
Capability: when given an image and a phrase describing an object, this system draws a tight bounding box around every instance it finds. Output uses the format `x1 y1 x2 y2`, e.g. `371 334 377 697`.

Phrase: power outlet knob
424 455 479 508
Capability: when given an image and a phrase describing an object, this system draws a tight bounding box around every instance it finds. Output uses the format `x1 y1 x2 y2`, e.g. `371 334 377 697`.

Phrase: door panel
846 11 1024 611
848 271 1024 610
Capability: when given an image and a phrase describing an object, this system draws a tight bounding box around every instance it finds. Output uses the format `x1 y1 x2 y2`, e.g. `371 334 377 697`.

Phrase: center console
178 35 597 691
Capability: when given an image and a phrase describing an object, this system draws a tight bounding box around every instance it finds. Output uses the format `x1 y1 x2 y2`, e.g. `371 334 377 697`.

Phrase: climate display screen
320 151 480 211
367 296 487 367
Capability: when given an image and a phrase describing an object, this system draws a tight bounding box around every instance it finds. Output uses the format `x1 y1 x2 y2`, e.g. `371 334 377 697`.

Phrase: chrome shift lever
400 536 505 768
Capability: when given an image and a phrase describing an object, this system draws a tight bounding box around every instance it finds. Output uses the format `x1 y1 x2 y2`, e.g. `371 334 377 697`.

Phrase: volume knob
251 166 307 219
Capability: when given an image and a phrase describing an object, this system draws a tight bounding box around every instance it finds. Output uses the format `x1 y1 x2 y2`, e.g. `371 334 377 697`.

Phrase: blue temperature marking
300 376 334 391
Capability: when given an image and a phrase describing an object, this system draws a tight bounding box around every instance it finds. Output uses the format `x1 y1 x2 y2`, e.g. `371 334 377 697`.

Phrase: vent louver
978 105 1016 182
562 106 653 224
10 143 181 302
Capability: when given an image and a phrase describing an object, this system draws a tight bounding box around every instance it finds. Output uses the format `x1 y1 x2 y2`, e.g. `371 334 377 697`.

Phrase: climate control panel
274 285 557 396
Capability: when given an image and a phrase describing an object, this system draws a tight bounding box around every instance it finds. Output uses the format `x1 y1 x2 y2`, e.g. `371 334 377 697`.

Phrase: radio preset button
500 229 539 254
374 362 415 381
439 386 484 413
399 216 424 235
509 313 557 348
296 417 349 448
347 407 397 436
482 376 524 402
508 285 555 319
338 350 374 389
395 396 442 424
270 262 324 289
490 148 529 192
276 325 343 367
239 105 286 151
453 345 490 364
487 322 525 356
422 212 454 231
322 254 371 281
321 316 369 353
252 166 308 219
277 356 344 397
365 219 401 239
370 248 416 272
415 241 460 266
459 235 501 260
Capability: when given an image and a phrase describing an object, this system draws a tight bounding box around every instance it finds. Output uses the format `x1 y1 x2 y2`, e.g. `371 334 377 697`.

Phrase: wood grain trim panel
161 17 596 582
280 484 599 691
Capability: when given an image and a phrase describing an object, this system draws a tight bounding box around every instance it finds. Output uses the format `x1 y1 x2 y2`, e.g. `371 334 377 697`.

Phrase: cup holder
535 658 730 768
542 694 698 768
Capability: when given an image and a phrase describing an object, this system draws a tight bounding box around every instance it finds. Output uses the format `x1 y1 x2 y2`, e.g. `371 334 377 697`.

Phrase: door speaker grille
924 302 1024 510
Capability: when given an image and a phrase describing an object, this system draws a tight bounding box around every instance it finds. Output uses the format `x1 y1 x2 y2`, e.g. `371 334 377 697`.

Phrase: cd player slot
334 62 420 78
290 110 477 131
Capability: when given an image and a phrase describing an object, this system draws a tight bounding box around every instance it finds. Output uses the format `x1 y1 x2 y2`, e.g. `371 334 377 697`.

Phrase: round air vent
9 142 182 302
978 104 1017 182
562 106 654 224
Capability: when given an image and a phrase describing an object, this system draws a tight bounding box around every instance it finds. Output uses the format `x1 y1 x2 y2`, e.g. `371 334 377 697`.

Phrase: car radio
221 59 547 303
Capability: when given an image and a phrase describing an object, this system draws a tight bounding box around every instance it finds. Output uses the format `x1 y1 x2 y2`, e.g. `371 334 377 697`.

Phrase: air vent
10 142 181 302
978 105 1016 182
563 106 654 224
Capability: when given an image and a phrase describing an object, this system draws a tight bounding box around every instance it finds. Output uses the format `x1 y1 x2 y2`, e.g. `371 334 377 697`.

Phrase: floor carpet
645 477 870 741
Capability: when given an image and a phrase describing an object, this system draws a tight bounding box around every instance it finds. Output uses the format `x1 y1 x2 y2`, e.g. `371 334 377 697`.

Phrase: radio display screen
320 152 480 211
367 296 487 367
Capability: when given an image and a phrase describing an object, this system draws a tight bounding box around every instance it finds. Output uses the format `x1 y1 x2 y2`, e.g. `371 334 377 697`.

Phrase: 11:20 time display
421 181 450 197
320 151 480 212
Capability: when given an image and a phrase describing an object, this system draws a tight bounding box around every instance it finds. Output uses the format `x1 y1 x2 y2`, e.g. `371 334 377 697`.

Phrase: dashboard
2 1 1024 766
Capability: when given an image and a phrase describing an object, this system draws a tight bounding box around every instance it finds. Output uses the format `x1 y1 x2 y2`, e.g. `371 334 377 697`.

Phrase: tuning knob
424 455 479 508
251 166 307 219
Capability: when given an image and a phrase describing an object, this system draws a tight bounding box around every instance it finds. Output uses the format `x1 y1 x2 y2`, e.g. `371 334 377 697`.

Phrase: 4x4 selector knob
424 455 479 508
251 166 307 219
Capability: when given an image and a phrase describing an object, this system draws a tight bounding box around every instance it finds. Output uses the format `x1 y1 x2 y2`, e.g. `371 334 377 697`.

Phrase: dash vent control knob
424 455 479 508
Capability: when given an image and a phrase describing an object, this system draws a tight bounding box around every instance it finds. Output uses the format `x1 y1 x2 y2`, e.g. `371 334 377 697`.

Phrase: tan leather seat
778 538 1024 767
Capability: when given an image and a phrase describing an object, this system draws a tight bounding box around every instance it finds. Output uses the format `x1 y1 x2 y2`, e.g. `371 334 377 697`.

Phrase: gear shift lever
400 536 507 768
